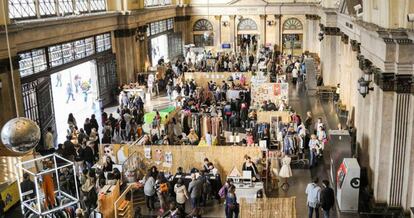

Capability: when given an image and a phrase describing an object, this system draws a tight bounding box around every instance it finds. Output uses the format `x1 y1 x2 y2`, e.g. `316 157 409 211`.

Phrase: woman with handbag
225 185 239 218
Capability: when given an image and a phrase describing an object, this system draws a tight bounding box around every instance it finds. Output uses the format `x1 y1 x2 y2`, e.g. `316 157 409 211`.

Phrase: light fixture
354 4 363 17
357 65 374 98
407 14 414 22
135 27 146 42
222 21 229 27
267 20 274 26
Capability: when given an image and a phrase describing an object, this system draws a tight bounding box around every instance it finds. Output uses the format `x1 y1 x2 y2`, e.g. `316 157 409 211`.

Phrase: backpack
159 183 168 193
218 185 227 198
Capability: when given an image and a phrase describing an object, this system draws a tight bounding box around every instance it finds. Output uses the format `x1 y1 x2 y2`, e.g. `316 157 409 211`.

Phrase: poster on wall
251 82 289 107
155 149 163 165
144 147 151 159
163 152 173 168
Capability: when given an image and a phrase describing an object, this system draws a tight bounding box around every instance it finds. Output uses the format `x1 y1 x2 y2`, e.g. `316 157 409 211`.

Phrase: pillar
229 15 236 52
214 15 222 49
259 15 267 48
320 27 340 86
114 29 136 84
274 15 282 51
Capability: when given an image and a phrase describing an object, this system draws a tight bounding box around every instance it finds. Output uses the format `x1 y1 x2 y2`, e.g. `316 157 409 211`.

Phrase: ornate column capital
274 14 282 19
350 40 360 52
341 32 349 44
395 75 412 93
259 15 267 19
229 15 236 20
323 27 341 36
306 14 320 20
214 15 222 20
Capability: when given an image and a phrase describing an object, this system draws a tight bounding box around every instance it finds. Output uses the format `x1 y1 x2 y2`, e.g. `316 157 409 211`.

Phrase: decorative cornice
383 38 394 44
395 38 412 45
274 15 282 19
114 28 135 38
324 27 341 36
175 15 191 22
305 14 320 20
375 72 395 92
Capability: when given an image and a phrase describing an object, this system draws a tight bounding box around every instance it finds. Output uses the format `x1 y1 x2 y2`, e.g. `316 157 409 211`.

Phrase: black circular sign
350 178 360 189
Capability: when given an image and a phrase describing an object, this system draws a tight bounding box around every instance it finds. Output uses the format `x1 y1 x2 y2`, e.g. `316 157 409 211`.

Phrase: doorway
282 34 303 56
237 34 259 54
150 34 169 67
51 61 99 143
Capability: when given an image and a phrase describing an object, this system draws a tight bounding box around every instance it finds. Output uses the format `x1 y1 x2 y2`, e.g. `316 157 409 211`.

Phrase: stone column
304 15 312 52
229 15 236 52
114 29 136 84
320 26 340 86
388 75 412 207
214 15 222 49
274 15 282 51
259 15 267 48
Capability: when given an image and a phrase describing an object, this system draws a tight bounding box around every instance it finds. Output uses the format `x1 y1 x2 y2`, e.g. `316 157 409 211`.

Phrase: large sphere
1 117 41 154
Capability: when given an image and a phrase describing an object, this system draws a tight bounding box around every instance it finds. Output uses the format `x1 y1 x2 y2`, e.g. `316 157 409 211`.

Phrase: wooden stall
184 72 252 89
256 111 291 123
239 197 296 218
128 145 262 181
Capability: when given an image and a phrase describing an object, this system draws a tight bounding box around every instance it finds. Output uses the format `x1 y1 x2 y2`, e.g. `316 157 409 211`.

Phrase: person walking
306 177 321 218
44 127 55 153
320 180 335 218
66 83 75 103
56 72 62 87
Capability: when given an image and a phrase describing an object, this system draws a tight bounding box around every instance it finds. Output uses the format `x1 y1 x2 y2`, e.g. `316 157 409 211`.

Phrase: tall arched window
283 18 303 30
237 18 258 31
193 19 214 47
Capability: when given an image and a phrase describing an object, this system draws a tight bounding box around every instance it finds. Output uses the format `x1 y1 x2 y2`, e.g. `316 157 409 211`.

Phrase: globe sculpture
1 117 41 154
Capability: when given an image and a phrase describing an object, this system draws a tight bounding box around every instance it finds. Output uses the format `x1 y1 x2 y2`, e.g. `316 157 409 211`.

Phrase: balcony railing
144 0 172 8
8 0 106 20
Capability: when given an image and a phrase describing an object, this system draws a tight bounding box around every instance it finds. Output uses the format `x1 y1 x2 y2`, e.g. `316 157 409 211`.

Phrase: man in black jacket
320 180 335 218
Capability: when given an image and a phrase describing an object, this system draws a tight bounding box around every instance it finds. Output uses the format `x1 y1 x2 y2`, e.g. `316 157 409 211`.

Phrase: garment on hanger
42 173 55 209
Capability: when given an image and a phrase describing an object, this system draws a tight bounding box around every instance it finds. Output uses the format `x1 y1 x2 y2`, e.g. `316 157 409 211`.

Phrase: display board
239 197 296 218
251 82 289 106
129 145 262 182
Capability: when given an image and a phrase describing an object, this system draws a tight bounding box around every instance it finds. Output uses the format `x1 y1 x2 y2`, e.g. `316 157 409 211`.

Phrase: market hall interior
0 0 414 218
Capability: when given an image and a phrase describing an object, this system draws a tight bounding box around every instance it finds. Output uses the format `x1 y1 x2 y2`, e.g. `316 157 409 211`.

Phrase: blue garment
225 194 239 218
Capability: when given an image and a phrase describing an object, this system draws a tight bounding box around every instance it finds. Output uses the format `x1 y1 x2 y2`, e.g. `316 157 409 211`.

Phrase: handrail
114 183 136 218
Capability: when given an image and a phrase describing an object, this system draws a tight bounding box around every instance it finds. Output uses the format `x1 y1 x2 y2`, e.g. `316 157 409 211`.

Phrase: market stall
251 82 289 107
184 72 252 89
239 197 296 218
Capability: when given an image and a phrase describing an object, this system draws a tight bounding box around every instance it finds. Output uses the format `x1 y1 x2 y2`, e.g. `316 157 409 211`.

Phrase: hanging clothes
43 173 55 208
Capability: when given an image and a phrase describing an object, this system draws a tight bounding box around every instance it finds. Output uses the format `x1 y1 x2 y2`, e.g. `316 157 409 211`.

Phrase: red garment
42 174 55 208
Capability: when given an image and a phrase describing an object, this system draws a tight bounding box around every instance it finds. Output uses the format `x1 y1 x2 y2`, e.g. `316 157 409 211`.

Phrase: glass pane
31 49 47 73
90 0 106 11
8 0 36 19
85 37 95 56
48 45 63 67
62 42 74 64
58 0 73 15
96 35 105 52
39 0 56 16
104 33 111 50
76 0 88 12
19 52 34 77
74 39 86 59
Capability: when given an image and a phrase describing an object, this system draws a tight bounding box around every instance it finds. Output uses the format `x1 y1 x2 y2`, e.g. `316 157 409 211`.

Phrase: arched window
193 19 214 47
193 19 214 31
237 18 258 31
283 18 303 30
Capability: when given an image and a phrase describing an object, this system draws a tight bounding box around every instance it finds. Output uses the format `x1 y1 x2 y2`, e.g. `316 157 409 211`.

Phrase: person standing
0 194 4 218
144 171 156 211
188 174 203 210
225 185 239 218
66 83 75 103
44 127 55 152
56 72 62 87
174 179 189 215
306 177 321 218
320 180 335 218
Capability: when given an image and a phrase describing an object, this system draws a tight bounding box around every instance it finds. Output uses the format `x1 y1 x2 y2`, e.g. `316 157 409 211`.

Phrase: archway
282 18 304 56
237 18 259 54
193 19 214 47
